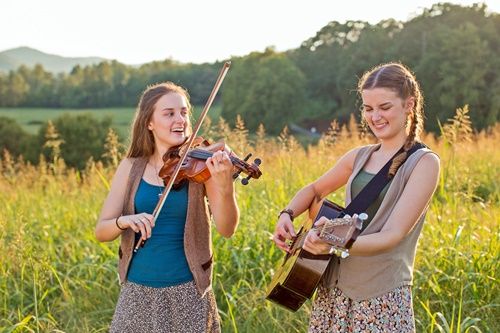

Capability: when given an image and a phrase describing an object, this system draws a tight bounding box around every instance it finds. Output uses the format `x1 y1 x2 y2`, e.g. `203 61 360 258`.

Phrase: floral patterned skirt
309 285 415 333
110 281 220 333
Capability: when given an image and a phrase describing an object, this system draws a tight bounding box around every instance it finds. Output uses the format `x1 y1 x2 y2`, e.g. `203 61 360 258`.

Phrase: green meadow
0 111 498 332
0 106 221 137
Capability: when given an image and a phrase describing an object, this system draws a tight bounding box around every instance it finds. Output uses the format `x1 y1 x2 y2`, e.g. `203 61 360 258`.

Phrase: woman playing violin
95 82 239 332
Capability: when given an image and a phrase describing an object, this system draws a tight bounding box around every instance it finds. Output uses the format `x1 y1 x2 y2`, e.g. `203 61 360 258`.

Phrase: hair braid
387 75 424 178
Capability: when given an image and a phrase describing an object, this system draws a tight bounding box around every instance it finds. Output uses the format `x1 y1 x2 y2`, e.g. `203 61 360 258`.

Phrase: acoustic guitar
266 199 364 311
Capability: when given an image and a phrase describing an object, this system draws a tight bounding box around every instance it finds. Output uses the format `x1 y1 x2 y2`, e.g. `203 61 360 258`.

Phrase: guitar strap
342 142 427 217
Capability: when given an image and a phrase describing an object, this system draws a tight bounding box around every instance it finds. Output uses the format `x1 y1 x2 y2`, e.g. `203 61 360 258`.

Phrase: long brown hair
358 62 424 178
126 82 192 158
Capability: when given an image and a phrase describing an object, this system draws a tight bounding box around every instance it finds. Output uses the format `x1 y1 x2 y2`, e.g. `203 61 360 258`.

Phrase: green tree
37 114 114 169
4 71 29 106
222 49 307 134
0 117 36 160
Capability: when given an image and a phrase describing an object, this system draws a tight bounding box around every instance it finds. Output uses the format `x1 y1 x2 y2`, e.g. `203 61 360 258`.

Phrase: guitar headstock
317 213 367 253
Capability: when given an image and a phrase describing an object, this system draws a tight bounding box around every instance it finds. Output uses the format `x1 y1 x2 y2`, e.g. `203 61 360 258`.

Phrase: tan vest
322 144 437 301
117 157 214 296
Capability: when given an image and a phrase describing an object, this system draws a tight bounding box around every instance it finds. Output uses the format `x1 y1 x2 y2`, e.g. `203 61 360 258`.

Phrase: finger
217 150 225 162
136 221 148 240
140 215 154 229
206 157 221 173
308 231 321 244
277 225 293 240
142 220 152 238
302 240 316 254
283 222 296 237
142 213 155 227
129 222 139 233
205 157 214 171
273 235 287 249
221 151 231 164
315 217 328 227
274 237 291 252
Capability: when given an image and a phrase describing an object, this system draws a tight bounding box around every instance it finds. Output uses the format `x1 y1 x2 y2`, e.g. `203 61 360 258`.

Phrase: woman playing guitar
273 62 440 332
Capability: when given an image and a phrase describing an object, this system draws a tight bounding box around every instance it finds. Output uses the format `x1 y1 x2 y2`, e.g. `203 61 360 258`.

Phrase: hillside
0 46 106 73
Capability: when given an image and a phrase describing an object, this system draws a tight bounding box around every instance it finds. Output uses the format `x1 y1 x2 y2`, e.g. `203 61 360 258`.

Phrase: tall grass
0 111 498 332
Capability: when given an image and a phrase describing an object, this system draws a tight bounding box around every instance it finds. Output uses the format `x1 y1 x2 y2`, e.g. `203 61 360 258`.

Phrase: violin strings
189 150 247 165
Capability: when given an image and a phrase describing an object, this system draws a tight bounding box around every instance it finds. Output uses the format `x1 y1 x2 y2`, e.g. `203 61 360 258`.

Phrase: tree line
0 2 498 134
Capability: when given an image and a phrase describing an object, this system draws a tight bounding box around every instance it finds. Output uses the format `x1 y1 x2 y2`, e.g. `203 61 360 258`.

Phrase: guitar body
266 199 344 311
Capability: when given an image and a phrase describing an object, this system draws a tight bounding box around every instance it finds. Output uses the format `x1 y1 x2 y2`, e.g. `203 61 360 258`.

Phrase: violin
159 136 262 186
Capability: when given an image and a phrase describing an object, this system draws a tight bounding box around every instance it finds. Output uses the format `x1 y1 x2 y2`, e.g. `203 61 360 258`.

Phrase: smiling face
361 87 413 141
148 92 191 150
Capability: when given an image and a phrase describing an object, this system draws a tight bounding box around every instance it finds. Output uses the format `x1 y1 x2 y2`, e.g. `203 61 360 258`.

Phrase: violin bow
134 61 231 252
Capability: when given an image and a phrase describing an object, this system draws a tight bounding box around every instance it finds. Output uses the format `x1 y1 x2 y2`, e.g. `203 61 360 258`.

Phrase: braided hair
358 63 424 178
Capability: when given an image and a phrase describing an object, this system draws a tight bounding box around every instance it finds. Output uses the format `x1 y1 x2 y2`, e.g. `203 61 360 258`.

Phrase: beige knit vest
322 144 437 301
117 157 213 296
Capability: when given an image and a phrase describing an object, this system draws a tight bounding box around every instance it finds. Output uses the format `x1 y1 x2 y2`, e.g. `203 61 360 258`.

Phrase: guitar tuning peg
358 213 368 221
340 250 350 259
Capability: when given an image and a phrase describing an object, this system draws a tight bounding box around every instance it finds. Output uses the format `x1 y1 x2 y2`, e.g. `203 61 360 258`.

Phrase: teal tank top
127 179 193 287
350 170 391 231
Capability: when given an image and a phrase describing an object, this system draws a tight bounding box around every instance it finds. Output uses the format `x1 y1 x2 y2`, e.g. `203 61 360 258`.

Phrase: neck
151 144 169 167
378 132 408 154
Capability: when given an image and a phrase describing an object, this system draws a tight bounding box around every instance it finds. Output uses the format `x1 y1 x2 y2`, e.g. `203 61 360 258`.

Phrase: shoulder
112 158 135 182
117 157 134 172
415 150 440 172
341 144 378 166
406 149 440 185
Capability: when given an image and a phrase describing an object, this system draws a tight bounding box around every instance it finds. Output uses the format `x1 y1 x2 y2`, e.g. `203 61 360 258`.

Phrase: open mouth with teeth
171 127 185 134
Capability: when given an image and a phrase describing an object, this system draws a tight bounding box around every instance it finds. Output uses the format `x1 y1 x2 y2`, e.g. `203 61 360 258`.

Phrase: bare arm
204 150 240 238
95 159 154 242
303 152 440 256
273 147 360 251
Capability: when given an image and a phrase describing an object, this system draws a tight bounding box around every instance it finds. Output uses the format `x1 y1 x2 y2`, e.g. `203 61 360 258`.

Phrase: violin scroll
232 153 262 185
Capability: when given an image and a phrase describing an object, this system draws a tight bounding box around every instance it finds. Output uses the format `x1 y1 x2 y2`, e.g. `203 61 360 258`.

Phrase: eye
363 107 373 113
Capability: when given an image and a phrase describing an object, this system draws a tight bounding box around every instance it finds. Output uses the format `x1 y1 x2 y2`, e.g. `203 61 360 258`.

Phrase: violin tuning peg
243 153 252 162
253 158 262 166
241 174 252 185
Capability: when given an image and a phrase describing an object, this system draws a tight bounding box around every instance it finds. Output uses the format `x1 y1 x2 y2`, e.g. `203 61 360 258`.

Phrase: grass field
0 113 498 332
0 106 222 137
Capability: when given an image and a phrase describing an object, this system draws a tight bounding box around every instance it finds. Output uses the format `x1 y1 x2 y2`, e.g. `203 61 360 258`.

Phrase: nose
370 109 382 121
174 111 186 123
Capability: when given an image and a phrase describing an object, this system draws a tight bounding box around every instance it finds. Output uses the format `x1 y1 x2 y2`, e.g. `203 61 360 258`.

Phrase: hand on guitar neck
304 214 367 257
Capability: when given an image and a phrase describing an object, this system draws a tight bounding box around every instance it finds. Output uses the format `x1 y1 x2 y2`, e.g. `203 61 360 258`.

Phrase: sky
2 0 499 65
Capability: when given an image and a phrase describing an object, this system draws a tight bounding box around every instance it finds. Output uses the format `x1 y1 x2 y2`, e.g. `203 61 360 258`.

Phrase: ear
148 122 153 131
405 97 415 114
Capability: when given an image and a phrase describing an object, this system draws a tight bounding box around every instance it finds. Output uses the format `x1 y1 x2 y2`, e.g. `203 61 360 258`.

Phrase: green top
350 169 391 231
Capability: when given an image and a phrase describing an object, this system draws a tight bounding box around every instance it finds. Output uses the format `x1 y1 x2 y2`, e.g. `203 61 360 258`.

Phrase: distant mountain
0 46 107 73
